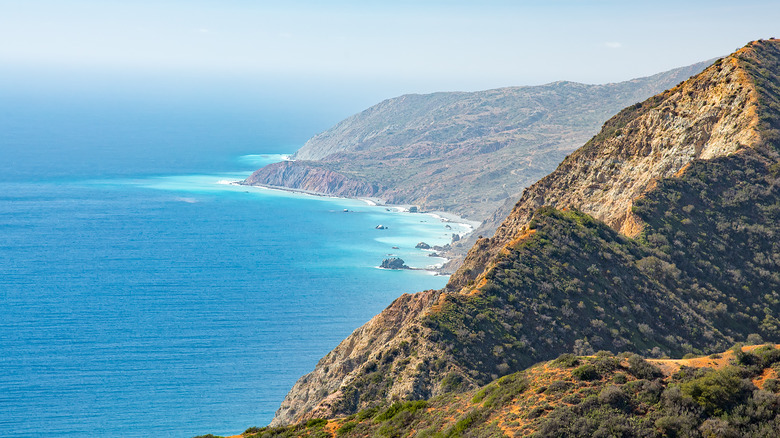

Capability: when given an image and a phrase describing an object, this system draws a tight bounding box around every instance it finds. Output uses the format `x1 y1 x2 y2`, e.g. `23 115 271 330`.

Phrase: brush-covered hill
266 39 780 427
233 344 780 438
244 62 710 223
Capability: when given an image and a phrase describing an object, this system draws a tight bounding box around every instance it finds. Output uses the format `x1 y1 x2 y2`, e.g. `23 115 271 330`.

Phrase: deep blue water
0 94 463 437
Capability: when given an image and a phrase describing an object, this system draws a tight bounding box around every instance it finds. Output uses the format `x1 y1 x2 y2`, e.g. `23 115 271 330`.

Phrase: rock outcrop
272 290 446 425
379 258 408 270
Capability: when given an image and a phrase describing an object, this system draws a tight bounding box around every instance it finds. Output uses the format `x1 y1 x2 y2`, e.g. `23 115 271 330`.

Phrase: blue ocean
0 91 465 437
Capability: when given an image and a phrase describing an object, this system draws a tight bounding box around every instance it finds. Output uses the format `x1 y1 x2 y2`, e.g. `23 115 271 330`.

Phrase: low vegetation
421 138 780 392
228 345 780 438
253 39 780 429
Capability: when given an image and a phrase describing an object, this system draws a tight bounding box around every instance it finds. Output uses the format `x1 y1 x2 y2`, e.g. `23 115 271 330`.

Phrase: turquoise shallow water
0 98 465 437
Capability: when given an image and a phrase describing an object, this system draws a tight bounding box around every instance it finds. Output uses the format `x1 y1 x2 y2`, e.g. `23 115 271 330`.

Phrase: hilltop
267 39 780 427
244 62 710 227
228 344 780 437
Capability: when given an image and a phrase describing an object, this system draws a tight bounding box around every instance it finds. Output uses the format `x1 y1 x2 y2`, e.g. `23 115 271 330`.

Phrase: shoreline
233 181 481 237
232 181 479 274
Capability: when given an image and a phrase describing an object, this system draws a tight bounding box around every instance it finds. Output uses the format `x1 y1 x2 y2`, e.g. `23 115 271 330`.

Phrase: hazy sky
2 0 779 106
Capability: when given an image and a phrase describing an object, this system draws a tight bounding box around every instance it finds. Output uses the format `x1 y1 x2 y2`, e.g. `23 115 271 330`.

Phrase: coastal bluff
245 61 711 230
269 39 780 427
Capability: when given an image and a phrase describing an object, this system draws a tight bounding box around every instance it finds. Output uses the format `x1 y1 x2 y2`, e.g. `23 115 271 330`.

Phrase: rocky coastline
231 180 479 274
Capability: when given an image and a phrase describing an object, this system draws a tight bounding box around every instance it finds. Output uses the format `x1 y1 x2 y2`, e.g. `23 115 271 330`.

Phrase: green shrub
627 354 662 380
553 353 580 368
613 373 628 384
355 406 379 421
337 421 357 435
305 418 328 428
572 364 599 381
680 367 752 415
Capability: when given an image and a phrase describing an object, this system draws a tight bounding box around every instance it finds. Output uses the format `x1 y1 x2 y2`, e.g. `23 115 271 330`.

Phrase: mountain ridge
449 46 762 290
234 344 780 438
267 39 780 427
244 61 712 226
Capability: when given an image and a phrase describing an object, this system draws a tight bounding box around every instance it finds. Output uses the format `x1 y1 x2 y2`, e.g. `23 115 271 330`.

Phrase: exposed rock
271 289 444 426
379 258 408 269
449 47 760 291
244 161 382 198
375 225 387 230
415 242 431 249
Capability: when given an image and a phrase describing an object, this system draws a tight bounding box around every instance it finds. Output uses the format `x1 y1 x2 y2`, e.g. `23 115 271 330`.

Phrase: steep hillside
268 39 780 427
245 62 710 222
234 345 780 438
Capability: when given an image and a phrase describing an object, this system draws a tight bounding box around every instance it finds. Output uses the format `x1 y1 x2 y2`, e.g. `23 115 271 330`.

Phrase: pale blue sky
2 0 779 104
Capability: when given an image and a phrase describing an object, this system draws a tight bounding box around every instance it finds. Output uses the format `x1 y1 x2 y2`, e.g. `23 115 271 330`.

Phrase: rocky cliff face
246 62 711 222
243 161 382 198
271 290 448 425
270 40 780 426
449 50 760 290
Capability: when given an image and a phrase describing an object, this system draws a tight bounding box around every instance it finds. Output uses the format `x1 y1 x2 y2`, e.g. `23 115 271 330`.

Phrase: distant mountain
241 345 780 437
267 39 780 426
244 61 711 227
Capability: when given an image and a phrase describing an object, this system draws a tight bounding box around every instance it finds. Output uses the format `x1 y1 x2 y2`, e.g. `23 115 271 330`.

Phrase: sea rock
380 258 409 270
451 233 460 242
415 242 431 249
376 225 387 229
